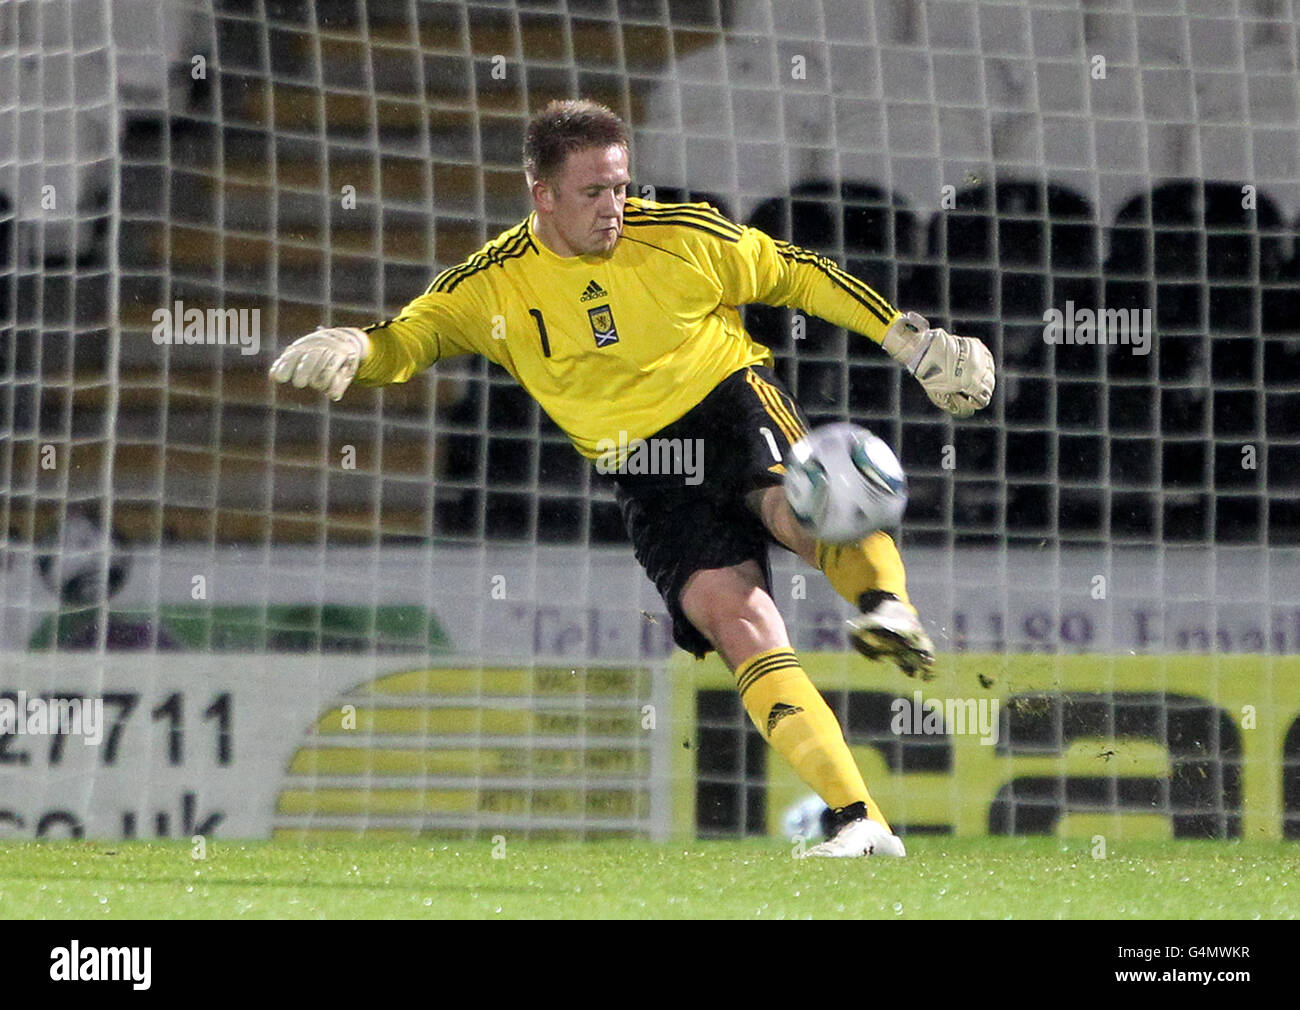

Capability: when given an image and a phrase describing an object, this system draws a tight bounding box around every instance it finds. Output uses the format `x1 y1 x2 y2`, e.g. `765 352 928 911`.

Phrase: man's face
532 144 630 257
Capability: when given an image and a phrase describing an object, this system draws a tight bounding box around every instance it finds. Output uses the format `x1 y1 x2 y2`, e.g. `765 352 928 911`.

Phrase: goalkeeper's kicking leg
679 561 905 858
748 485 937 679
725 365 936 678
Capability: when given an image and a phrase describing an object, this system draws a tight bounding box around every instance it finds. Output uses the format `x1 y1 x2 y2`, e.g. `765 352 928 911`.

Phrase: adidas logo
767 702 804 736
580 279 608 302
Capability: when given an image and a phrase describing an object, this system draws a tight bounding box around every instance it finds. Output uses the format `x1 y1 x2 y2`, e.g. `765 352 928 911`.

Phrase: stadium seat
1105 180 1289 542
1106 179 1287 337
1269 213 1300 334
745 179 918 423
917 179 1097 354
911 181 1101 538
0 193 10 329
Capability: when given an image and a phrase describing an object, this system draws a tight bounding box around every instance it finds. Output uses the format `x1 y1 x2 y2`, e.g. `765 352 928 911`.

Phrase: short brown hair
523 99 629 181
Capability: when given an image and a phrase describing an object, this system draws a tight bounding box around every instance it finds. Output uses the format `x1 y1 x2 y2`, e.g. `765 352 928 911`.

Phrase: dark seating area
742 176 1299 547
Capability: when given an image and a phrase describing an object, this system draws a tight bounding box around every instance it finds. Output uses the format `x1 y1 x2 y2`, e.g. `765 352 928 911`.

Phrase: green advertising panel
673 652 1300 842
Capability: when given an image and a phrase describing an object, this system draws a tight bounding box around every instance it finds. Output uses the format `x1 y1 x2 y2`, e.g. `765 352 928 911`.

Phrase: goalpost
2 0 1297 843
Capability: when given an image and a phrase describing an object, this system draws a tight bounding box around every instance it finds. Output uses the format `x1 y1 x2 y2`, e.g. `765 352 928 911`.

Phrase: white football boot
846 590 936 679
801 803 906 859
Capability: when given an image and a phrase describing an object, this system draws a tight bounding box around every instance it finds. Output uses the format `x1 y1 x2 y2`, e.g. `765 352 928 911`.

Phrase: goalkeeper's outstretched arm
705 218 996 417
268 282 483 399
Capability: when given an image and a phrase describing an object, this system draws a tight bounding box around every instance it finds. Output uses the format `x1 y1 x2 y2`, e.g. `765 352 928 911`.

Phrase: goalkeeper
270 99 994 858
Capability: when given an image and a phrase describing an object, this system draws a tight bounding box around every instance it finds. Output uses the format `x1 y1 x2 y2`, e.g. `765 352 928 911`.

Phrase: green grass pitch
1 837 1296 919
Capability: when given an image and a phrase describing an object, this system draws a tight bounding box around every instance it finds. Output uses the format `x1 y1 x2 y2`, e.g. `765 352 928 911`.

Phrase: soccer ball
782 794 830 841
36 510 132 606
783 422 907 544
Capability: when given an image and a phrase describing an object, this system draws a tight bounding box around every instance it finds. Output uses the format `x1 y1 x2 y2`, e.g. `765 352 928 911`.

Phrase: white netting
2 0 1298 842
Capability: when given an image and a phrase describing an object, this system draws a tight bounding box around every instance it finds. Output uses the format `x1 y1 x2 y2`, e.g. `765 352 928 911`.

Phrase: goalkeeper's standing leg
679 562 905 858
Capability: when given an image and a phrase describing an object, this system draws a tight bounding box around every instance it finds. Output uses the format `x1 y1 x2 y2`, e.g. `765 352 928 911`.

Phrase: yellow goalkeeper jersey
355 198 901 461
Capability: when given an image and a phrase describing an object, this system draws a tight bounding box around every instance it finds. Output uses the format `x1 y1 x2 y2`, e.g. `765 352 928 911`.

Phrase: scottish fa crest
587 304 619 347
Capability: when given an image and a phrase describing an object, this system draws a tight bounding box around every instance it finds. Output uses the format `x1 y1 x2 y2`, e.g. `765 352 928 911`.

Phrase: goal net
2 0 1297 844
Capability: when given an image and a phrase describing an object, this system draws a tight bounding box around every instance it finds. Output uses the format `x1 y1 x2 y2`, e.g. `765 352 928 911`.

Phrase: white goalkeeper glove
881 311 995 418
268 327 370 401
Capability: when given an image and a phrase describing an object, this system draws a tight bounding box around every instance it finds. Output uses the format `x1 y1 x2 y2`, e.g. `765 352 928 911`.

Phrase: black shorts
613 365 811 658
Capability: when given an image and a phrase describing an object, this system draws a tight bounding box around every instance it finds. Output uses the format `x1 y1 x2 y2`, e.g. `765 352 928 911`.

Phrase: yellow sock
734 647 890 828
816 531 911 609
